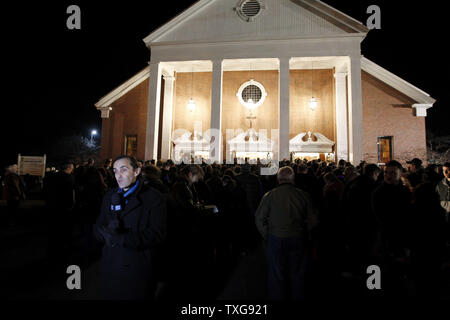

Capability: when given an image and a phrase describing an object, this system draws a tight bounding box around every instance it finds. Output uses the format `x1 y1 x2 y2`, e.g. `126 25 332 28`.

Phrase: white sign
17 154 46 177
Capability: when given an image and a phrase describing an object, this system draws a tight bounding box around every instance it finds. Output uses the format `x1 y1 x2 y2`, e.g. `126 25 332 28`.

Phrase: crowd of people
2 155 449 300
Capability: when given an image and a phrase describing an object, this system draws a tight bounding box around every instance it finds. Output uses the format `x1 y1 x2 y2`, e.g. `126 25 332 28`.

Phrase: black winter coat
94 180 167 300
372 182 412 258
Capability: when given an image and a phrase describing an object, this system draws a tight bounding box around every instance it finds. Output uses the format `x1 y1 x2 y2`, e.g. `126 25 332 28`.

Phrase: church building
95 0 435 165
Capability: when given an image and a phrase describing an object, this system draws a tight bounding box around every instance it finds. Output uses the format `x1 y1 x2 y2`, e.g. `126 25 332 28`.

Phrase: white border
236 79 267 109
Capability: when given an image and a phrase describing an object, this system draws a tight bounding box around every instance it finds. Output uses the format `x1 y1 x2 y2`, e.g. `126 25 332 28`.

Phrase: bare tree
48 135 100 167
427 130 450 164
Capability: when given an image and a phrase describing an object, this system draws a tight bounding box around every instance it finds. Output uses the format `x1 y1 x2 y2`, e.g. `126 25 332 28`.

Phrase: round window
236 79 267 110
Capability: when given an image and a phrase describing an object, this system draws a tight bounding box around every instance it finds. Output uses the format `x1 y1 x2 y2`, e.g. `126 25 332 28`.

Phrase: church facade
95 0 435 165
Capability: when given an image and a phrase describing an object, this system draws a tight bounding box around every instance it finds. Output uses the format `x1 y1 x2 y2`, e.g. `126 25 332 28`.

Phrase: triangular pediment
144 0 368 45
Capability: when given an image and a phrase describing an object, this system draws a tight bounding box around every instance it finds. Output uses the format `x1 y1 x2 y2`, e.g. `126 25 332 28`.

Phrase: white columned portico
334 72 349 161
279 57 290 162
161 74 175 160
347 56 364 164
210 60 223 163
145 62 162 161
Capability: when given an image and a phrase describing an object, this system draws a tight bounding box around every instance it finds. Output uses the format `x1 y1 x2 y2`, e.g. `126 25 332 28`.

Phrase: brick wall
361 71 426 165
100 78 149 161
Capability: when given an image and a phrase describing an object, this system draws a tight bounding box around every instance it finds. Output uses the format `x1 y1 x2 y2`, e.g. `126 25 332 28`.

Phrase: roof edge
95 66 150 109
361 57 436 105
292 0 369 34
143 0 209 45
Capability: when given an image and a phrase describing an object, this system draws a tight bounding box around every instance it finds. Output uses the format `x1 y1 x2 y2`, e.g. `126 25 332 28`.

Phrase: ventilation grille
235 0 264 22
241 0 261 17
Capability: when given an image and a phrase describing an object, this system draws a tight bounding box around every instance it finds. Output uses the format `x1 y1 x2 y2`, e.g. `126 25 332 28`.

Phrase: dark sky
3 0 449 168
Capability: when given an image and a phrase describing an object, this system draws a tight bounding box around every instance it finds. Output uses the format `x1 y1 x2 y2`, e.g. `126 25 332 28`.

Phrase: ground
1 198 449 302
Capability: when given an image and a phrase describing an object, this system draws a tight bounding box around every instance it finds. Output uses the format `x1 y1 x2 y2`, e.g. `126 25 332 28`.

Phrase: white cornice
98 107 112 119
412 104 433 117
149 33 367 48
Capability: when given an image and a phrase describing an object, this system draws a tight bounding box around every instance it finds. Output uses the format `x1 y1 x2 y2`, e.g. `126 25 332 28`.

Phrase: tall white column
334 72 349 161
279 57 290 162
161 75 175 160
210 60 223 163
347 56 364 165
145 62 162 161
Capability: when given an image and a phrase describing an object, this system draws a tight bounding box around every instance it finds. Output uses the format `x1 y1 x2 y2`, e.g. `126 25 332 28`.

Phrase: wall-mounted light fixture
309 61 318 111
187 66 196 112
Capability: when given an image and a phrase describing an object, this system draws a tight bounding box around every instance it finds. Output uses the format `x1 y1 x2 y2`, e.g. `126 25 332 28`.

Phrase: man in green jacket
255 166 318 300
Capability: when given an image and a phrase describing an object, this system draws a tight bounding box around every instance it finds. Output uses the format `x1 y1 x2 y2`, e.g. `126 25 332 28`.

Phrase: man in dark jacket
235 164 264 250
167 164 205 299
371 160 412 296
407 158 424 176
343 163 381 274
372 161 412 259
94 155 166 300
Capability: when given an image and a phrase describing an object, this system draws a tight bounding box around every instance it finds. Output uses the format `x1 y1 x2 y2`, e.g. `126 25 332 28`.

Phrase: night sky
3 0 449 169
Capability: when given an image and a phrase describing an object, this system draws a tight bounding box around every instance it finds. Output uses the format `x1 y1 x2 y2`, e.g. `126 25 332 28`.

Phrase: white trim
313 0 368 30
236 79 267 109
145 63 163 161
149 38 363 64
148 33 367 47
292 0 369 33
95 66 149 108
334 72 348 161
143 0 211 44
161 75 176 159
361 57 436 105
210 60 224 162
347 55 364 164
